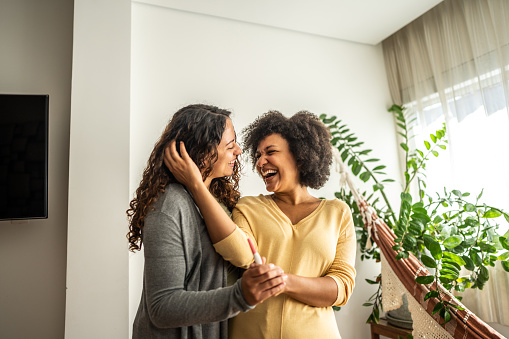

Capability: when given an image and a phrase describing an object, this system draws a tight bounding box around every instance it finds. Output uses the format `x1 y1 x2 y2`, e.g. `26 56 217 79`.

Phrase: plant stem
346 146 397 226
403 145 442 193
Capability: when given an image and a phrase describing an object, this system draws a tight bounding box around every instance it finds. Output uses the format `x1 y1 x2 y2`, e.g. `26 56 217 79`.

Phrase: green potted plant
320 105 509 326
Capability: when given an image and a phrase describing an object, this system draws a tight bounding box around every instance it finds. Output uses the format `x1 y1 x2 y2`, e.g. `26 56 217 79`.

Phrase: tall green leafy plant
320 105 509 326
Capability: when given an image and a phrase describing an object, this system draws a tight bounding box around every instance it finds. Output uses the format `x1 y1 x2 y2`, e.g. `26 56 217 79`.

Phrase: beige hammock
333 149 506 339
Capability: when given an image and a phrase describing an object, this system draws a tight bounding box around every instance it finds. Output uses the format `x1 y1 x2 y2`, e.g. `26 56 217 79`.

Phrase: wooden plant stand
370 318 413 339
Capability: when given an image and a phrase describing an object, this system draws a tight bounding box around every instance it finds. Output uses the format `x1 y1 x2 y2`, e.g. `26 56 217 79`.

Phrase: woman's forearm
283 274 338 307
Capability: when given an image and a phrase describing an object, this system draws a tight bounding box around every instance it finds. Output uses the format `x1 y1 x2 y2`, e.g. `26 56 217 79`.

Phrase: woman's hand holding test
242 257 287 306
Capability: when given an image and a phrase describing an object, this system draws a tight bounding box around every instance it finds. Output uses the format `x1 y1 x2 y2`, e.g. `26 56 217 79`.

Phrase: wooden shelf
370 318 412 339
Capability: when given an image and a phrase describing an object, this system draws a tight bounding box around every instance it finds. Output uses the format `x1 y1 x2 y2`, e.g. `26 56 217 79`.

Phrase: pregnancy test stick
247 238 263 265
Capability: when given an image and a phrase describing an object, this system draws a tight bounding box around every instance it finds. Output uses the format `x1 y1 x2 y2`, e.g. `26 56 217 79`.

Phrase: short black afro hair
242 110 332 189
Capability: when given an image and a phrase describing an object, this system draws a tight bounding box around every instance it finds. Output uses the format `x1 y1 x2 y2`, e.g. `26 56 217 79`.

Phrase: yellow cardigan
214 195 357 339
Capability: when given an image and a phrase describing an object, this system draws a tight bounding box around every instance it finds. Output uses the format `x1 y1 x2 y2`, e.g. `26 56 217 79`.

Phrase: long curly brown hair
127 104 241 252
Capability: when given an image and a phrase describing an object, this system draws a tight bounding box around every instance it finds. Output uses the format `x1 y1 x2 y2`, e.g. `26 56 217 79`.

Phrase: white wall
130 3 400 338
64 0 131 338
0 1 73 338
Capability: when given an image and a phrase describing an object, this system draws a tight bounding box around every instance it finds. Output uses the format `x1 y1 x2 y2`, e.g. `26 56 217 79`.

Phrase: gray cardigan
132 183 253 339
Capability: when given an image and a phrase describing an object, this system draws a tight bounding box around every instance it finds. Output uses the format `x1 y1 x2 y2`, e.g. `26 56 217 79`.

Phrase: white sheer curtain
382 0 509 326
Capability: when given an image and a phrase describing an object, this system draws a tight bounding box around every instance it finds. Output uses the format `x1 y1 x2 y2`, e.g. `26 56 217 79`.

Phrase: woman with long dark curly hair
166 110 356 339
127 104 286 339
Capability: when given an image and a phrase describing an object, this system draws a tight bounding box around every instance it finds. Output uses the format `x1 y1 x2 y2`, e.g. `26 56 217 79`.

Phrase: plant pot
386 294 413 329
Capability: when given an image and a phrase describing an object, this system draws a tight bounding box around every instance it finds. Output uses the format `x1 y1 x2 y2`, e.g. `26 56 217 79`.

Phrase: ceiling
139 0 444 45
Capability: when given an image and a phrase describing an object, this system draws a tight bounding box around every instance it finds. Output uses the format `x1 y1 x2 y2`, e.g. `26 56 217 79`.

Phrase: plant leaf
443 236 463 249
396 251 409 260
439 269 459 280
441 259 461 271
502 260 509 272
498 237 509 250
403 234 417 250
416 275 435 285
479 265 490 283
401 192 412 203
423 235 442 260
424 290 440 301
441 263 460 274
359 172 371 182
359 149 372 155
432 302 444 315
341 149 349 162
461 255 475 271
352 161 362 175
443 308 451 324
452 190 462 197
479 242 498 253
421 254 437 268
483 209 502 218
442 252 466 266
470 250 482 266
497 251 509 260
477 189 484 200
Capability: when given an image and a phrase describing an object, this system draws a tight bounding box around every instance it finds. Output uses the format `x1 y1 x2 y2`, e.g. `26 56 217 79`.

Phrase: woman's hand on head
241 257 287 306
164 141 203 190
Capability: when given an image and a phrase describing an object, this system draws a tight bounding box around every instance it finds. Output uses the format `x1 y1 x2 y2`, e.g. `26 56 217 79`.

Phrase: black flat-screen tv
0 94 49 220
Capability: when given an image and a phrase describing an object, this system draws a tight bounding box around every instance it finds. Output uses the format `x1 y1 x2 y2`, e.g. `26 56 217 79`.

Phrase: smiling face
255 133 300 192
207 118 242 182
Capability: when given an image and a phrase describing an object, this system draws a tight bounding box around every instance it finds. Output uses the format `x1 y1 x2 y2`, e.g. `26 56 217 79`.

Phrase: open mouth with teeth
261 169 278 181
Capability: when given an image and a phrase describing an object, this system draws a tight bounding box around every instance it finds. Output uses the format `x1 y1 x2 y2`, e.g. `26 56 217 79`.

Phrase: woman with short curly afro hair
242 110 333 189
166 109 356 339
